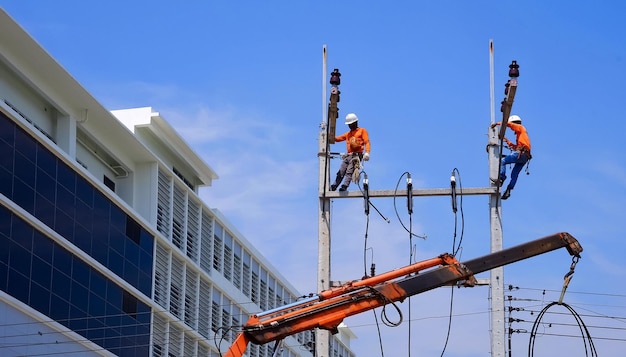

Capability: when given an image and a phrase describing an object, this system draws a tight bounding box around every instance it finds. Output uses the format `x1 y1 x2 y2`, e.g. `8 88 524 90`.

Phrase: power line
510 285 626 299
514 330 626 343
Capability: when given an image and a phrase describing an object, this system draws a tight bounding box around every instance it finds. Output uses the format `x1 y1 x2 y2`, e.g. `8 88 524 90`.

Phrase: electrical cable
363 172 370 216
392 172 426 239
438 168 466 357
510 286 626 299
506 305 626 326
357 172 386 356
528 302 598 357
356 171 390 223
371 310 386 357
216 326 232 357
366 287 403 328
450 171 457 214
450 168 465 256
363 216 370 278
500 285 626 349
360 174 372 279
439 287 455 357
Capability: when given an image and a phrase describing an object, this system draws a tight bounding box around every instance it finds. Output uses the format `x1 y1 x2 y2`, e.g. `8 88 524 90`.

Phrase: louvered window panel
198 344 209 357
221 308 231 341
172 219 183 250
213 225 223 273
275 285 283 307
231 305 241 343
184 270 198 329
200 212 213 274
152 343 164 357
198 279 211 338
157 170 171 238
233 254 242 289
267 286 275 309
152 314 167 357
183 337 194 357
170 256 184 319
242 262 251 298
296 331 303 344
187 199 200 261
168 324 183 357
267 275 275 309
259 269 268 310
211 290 221 333
223 233 233 282
233 242 242 289
154 243 170 309
172 185 186 250
330 337 354 357
250 345 259 357
305 331 315 354
211 300 220 333
259 281 267 310
251 271 259 304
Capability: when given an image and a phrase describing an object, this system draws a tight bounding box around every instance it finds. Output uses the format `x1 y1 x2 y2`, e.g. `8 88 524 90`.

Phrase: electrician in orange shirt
331 113 371 191
491 115 532 200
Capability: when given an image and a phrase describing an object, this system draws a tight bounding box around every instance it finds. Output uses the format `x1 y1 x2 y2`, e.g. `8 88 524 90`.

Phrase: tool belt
518 146 532 159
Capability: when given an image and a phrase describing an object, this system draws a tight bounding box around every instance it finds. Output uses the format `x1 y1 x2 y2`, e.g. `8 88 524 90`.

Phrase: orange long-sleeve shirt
335 127 370 153
506 122 531 151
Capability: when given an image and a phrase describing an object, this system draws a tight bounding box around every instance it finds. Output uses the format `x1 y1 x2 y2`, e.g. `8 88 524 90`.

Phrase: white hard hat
509 115 522 124
345 113 358 125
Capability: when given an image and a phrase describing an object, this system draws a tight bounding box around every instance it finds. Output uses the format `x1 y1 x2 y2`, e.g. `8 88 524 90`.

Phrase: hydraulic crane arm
224 232 582 357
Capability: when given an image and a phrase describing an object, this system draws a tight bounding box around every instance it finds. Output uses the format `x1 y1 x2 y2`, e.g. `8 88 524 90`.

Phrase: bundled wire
528 302 598 357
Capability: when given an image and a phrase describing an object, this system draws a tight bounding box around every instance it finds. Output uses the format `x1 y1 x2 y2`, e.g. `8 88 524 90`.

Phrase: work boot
330 184 338 191
501 187 511 200
490 177 504 186
339 185 348 191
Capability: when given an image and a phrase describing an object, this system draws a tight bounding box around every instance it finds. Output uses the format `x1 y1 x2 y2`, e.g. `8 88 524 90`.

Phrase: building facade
0 8 355 357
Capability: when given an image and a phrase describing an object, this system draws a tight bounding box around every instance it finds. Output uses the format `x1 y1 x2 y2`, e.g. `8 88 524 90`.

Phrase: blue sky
3 1 625 356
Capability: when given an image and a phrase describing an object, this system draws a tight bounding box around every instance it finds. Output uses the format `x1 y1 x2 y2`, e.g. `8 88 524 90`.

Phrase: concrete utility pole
316 42 517 357
316 45 333 357
487 39 519 357
487 39 506 356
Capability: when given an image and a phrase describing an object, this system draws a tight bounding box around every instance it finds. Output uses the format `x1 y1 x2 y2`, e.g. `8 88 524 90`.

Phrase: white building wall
0 7 355 357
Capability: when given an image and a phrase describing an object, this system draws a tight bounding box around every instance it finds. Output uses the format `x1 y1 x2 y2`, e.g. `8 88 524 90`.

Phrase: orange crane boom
224 232 582 357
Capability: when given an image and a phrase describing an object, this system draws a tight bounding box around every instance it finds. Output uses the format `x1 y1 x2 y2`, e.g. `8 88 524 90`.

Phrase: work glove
363 152 370 161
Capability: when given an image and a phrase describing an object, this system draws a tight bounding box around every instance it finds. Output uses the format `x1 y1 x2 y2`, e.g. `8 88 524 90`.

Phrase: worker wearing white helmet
330 113 371 191
490 115 532 200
